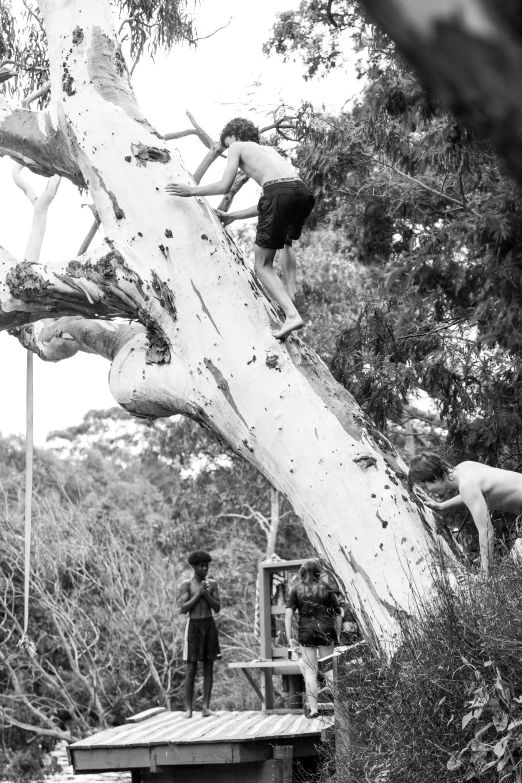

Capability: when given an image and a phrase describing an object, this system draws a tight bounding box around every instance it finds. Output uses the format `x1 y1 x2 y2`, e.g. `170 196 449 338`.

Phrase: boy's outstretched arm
415 487 465 512
166 144 241 198
459 482 494 572
216 206 259 226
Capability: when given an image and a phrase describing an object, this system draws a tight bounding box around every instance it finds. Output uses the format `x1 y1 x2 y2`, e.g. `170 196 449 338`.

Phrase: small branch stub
353 453 378 470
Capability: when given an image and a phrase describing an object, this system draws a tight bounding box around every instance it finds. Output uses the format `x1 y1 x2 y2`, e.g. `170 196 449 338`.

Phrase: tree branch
185 110 215 149
15 316 143 363
326 0 339 28
0 710 72 742
0 647 66 733
0 99 85 186
0 67 15 84
162 112 226 185
190 18 233 43
162 128 199 141
193 142 225 184
218 171 249 212
0 242 142 331
353 148 480 217
259 117 297 134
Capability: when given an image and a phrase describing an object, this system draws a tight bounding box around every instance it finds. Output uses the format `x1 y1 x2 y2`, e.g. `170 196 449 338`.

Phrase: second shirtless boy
410 452 522 572
166 117 315 340
179 550 221 718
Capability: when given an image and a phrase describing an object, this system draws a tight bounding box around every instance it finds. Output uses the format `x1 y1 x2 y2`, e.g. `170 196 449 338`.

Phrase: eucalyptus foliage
266 1 522 467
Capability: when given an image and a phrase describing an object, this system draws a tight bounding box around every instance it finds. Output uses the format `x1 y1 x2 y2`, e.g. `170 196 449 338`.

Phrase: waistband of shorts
188 615 214 622
263 178 305 192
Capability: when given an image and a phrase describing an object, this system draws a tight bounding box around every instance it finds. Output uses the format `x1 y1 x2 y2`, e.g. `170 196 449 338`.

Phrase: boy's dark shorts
297 617 338 648
183 616 221 662
256 179 315 250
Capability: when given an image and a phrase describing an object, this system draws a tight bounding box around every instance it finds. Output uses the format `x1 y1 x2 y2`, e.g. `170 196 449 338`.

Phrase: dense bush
328 559 522 783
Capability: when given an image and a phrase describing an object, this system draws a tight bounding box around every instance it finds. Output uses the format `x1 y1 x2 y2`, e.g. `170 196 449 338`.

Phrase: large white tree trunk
0 0 459 653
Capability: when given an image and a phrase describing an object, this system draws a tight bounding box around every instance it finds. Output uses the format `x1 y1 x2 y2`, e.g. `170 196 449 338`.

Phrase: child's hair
188 550 212 566
219 117 260 146
409 452 454 485
295 558 327 600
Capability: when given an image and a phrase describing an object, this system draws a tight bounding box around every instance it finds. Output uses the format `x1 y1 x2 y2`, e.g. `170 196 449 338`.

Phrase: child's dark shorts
297 616 338 648
183 616 221 662
256 179 315 250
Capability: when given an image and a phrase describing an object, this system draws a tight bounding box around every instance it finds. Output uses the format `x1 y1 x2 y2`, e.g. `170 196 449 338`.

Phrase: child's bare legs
318 645 334 694
202 660 217 717
299 646 319 714
279 243 297 302
184 661 197 718
255 244 303 340
299 645 334 716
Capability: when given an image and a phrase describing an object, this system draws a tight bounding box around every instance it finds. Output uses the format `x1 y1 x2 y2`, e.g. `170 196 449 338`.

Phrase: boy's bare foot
183 710 193 719
201 708 218 718
275 314 303 341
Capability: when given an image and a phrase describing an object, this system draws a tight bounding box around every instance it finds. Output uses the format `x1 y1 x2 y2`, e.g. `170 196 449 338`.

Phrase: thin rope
17 350 37 657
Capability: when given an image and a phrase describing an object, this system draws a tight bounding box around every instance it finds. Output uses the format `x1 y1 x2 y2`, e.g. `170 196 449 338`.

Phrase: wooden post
334 656 350 782
266 488 280 558
258 563 274 710
272 745 293 783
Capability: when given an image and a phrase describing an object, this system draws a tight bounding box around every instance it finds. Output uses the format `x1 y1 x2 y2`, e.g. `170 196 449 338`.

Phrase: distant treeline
0 414 311 780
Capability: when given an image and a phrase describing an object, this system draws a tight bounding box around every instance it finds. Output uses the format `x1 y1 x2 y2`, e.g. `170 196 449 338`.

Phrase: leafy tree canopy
266 1 522 468
263 0 391 81
0 0 198 100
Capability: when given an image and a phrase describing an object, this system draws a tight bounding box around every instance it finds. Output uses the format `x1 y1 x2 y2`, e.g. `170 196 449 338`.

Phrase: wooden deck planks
254 712 294 739
208 713 263 741
151 713 237 744
129 712 203 745
69 710 333 752
72 710 178 748
190 712 251 741
108 712 186 746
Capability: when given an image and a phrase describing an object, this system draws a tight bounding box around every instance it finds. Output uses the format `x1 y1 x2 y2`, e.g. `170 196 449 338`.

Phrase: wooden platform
68 709 333 781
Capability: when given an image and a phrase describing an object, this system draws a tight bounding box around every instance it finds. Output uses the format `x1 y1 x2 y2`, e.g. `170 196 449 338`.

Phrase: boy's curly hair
219 117 260 147
188 550 212 566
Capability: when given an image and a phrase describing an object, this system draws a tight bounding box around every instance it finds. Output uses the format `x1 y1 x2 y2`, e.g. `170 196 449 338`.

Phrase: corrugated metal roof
70 710 333 749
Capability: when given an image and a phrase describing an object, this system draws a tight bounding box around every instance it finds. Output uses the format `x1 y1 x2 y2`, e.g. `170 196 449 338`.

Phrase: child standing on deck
166 117 315 341
285 559 342 718
179 550 221 718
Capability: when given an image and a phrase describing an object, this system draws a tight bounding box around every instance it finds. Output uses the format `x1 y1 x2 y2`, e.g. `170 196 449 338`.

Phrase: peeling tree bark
0 0 461 652
358 0 522 185
0 98 85 185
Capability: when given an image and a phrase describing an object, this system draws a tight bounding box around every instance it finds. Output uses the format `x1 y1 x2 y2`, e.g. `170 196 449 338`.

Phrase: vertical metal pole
24 349 34 632
18 350 36 656
266 488 280 558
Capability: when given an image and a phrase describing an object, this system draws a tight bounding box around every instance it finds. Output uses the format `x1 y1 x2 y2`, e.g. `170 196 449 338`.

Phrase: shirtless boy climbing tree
179 550 221 718
166 118 315 340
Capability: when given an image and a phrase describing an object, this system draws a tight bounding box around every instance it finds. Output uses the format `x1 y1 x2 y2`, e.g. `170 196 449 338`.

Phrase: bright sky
0 0 360 444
